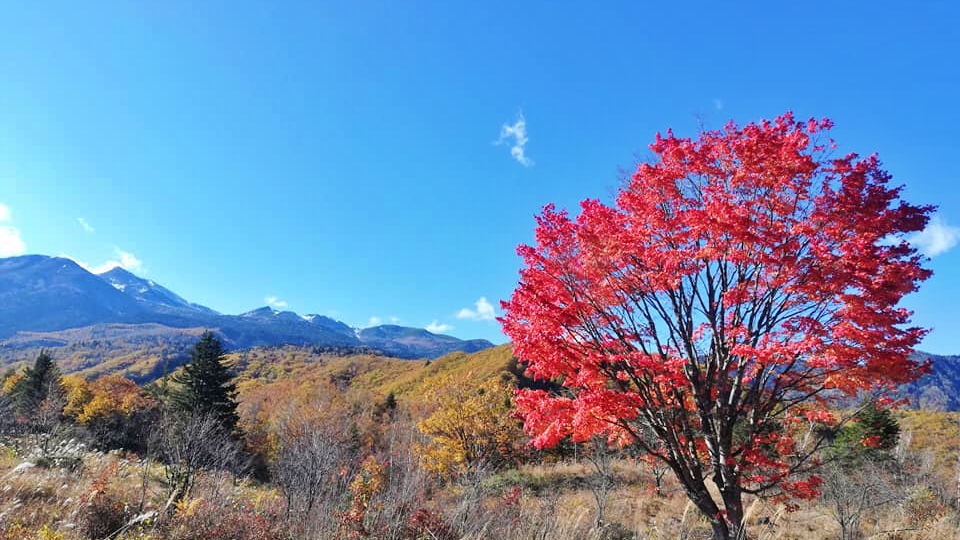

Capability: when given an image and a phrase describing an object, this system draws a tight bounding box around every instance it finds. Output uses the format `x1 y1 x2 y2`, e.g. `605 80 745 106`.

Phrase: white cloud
367 316 383 327
713 98 724 111
265 296 288 309
114 250 144 272
909 215 960 257
0 226 26 257
389 316 400 323
496 112 534 167
70 248 144 274
77 217 95 233
0 203 26 257
456 297 497 321
426 320 453 334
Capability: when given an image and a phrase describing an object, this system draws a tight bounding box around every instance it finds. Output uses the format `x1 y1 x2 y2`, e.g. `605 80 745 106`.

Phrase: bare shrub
153 411 246 512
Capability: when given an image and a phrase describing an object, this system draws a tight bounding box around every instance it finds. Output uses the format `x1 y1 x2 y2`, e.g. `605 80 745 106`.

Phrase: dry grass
1 442 958 540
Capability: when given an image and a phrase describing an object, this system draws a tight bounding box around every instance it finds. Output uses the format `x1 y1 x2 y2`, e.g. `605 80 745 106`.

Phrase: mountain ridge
0 254 495 361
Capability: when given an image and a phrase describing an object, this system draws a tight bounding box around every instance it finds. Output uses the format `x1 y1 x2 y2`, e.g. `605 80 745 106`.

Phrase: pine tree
170 332 240 434
13 350 62 416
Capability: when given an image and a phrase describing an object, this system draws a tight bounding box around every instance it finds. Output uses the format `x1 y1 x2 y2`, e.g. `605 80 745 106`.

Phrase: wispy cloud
77 217 95 233
496 112 533 167
713 98 724 111
70 248 145 274
389 316 400 324
426 320 453 334
456 297 497 321
0 203 26 257
910 214 960 257
367 316 383 327
265 296 288 309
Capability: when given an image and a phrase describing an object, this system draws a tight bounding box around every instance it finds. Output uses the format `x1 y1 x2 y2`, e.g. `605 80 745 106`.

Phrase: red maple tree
500 113 932 540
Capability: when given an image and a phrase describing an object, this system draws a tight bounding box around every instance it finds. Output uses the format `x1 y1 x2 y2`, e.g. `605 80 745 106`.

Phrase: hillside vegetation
0 341 958 540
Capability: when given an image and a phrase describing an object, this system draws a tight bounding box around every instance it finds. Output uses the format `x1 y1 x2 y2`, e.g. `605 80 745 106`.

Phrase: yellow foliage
0 525 67 540
175 496 204 517
349 455 386 506
1 370 25 396
72 375 155 424
34 525 65 540
416 371 524 478
0 523 30 540
61 374 93 420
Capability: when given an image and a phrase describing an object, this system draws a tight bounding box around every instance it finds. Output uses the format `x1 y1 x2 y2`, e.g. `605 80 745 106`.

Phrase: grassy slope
230 343 515 402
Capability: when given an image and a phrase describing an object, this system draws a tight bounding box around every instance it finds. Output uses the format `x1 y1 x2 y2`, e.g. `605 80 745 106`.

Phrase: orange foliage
62 374 155 424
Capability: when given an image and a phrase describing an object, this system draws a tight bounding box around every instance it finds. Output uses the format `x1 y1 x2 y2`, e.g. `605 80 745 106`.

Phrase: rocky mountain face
0 255 494 361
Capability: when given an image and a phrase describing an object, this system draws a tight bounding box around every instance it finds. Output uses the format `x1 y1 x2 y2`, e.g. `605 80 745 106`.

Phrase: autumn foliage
63 374 155 425
416 371 525 478
501 113 932 539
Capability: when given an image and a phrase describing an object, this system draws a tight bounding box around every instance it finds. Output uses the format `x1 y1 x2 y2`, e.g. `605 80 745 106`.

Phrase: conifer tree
13 350 62 416
170 332 240 434
833 397 901 467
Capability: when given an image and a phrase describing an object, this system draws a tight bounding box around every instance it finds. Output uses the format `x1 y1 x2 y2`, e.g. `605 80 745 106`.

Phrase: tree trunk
689 485 748 540
721 485 747 540
688 488 732 540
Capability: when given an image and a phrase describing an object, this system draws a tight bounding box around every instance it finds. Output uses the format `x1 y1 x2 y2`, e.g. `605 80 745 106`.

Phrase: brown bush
159 496 290 540
78 489 132 539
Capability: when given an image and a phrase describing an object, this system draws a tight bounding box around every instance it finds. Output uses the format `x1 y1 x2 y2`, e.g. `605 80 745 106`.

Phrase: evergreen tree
170 332 240 434
832 397 901 467
13 350 62 416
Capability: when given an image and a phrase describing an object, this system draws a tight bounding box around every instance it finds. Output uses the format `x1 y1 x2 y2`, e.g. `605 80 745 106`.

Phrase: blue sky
1 1 959 351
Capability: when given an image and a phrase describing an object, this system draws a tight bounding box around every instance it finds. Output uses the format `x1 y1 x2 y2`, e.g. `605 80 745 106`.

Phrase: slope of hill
901 352 960 410
0 324 208 381
0 255 495 362
232 343 517 407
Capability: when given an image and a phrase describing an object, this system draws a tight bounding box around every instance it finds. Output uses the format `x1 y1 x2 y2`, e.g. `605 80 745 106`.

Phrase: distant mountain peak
0 254 495 361
242 306 280 318
95 266 207 314
98 266 137 278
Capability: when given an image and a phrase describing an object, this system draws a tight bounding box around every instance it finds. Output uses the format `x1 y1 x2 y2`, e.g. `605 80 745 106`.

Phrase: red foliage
501 112 931 537
402 508 457 540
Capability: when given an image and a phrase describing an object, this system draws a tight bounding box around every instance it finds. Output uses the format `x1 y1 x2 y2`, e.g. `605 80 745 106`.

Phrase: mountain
302 313 355 336
900 352 960 411
0 255 146 336
0 255 494 366
357 325 494 359
99 267 218 315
